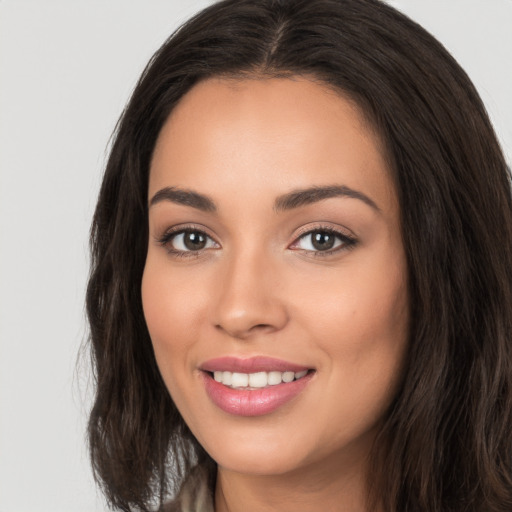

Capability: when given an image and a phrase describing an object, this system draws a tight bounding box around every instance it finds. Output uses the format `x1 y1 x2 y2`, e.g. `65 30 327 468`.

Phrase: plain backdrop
0 1 511 511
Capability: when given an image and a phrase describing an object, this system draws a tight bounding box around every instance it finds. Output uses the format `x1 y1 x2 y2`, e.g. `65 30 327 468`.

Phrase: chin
213 447 306 477
193 424 311 476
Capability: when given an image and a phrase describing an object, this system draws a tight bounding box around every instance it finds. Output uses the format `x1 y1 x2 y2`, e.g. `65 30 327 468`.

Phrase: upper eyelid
292 223 355 240
156 223 218 241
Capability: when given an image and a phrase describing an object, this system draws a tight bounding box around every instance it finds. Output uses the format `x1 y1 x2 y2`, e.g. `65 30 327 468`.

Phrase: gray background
0 1 511 510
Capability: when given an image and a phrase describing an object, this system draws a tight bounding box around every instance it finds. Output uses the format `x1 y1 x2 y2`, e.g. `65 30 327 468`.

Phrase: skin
142 76 409 512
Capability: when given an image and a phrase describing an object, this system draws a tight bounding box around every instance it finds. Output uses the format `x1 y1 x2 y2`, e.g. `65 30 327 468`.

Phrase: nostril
215 321 276 340
252 323 272 330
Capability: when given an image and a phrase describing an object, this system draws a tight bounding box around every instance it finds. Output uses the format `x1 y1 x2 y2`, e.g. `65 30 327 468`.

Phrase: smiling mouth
208 369 313 389
200 358 315 415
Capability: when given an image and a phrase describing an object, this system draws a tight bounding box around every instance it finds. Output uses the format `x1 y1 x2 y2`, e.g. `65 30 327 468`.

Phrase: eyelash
291 225 357 257
157 225 217 259
157 224 357 259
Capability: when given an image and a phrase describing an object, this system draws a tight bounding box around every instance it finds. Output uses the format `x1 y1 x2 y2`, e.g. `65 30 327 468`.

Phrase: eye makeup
156 223 220 259
155 222 358 259
289 223 357 258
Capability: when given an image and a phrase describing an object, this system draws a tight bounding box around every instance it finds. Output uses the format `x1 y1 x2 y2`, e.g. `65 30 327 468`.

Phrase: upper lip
199 356 312 374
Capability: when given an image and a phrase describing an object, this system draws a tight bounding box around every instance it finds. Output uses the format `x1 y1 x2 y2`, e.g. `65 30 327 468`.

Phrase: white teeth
231 372 249 387
248 372 268 388
282 371 295 383
267 371 282 386
211 369 309 388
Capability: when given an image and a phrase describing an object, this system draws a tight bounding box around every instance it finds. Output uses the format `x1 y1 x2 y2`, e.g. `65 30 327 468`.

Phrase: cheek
141 255 207 376
290 252 408 349
141 259 210 425
287 251 409 417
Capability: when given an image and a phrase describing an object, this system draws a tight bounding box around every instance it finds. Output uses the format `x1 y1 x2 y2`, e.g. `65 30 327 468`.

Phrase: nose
212 249 289 340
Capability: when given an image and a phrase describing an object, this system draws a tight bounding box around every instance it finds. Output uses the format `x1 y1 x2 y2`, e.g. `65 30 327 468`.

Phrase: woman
86 0 512 511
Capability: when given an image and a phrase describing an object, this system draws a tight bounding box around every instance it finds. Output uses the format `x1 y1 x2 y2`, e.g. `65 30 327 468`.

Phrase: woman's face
142 77 409 477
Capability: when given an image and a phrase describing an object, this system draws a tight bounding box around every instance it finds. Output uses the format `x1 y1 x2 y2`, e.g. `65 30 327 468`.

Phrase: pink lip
200 356 310 374
199 357 315 417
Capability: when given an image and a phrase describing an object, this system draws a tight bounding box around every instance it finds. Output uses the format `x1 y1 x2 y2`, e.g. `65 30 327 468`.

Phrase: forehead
149 76 397 216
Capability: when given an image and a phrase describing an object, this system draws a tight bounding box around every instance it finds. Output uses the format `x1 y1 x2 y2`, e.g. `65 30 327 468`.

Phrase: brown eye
296 230 342 252
183 231 207 250
167 230 217 252
310 231 336 251
291 228 356 255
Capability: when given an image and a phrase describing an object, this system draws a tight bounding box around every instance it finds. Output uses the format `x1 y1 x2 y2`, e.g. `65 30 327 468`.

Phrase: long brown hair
86 0 512 510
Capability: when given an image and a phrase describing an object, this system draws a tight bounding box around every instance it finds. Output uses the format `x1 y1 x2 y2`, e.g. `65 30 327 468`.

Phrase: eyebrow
149 184 380 213
149 187 216 212
274 185 380 213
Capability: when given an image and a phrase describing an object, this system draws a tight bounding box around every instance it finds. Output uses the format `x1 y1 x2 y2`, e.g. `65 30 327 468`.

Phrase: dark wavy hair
86 0 512 510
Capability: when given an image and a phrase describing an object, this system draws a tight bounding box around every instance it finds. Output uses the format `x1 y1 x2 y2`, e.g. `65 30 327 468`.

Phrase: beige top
164 464 214 512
